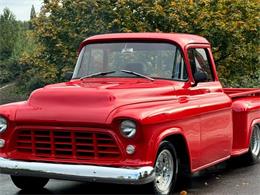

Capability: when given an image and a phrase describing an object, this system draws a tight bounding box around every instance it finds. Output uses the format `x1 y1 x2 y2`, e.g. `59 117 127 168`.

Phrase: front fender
105 98 194 125
147 127 191 166
0 101 27 121
106 100 199 169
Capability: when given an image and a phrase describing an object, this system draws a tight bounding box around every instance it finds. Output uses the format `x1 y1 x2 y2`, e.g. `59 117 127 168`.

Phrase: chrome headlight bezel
0 117 7 133
120 120 137 138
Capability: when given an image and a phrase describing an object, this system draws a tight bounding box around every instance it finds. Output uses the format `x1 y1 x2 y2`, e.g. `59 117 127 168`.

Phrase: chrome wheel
154 149 174 193
251 125 260 157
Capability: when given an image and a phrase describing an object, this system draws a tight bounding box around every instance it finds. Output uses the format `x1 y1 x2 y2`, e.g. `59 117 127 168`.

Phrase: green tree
0 8 19 60
30 5 36 19
0 8 38 85
29 5 37 29
0 8 20 84
22 0 259 90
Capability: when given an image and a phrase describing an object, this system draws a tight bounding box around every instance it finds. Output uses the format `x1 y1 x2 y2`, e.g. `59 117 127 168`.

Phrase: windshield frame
72 41 189 82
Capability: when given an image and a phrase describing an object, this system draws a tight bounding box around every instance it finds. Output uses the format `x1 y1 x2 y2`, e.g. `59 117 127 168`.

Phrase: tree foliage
5 0 260 91
29 5 37 29
0 8 37 84
30 5 37 20
0 8 20 83
0 8 19 60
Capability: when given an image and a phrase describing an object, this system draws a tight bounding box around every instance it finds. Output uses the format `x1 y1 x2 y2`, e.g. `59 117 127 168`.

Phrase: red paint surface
0 33 259 173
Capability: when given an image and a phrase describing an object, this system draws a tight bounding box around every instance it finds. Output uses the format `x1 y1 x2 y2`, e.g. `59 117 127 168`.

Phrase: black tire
242 124 260 165
11 175 49 190
150 141 179 195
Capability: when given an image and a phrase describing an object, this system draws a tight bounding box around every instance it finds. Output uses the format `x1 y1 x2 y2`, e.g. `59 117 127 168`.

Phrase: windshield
73 42 188 80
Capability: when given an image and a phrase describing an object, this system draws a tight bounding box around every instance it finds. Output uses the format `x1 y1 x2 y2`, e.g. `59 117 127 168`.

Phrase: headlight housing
0 117 7 133
120 120 137 138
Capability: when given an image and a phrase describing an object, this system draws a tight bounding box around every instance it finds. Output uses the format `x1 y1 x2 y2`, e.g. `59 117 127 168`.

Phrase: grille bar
15 129 121 161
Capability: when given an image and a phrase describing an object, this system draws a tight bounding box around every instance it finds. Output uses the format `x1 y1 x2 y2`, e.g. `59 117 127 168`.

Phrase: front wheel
152 141 179 195
11 175 49 190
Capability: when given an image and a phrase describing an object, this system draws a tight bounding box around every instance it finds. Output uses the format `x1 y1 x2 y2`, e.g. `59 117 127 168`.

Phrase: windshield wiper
80 70 154 81
80 71 116 80
120 70 154 81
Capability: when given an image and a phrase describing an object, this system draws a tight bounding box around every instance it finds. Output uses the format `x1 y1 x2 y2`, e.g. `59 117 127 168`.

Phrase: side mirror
192 71 208 86
64 72 73 81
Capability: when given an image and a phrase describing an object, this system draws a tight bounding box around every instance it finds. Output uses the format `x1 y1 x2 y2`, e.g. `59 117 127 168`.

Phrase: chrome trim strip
0 158 154 184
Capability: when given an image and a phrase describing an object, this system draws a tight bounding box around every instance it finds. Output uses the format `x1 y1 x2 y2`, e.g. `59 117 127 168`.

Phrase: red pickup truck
0 33 259 194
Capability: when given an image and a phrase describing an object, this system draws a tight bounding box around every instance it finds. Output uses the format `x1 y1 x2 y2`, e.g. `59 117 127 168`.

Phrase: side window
188 48 214 81
172 49 188 80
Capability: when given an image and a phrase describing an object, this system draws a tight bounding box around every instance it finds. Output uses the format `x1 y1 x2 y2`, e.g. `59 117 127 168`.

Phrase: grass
0 83 29 105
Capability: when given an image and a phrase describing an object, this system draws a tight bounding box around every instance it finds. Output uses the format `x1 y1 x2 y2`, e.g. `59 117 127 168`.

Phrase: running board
231 148 248 156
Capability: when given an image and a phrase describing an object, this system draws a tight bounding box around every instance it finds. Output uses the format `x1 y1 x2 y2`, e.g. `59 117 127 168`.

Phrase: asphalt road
0 159 260 195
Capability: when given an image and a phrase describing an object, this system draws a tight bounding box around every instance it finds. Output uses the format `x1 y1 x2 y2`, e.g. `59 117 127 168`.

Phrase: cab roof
80 32 209 51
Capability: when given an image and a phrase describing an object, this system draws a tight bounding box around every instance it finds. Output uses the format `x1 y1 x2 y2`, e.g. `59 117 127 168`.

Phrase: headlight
120 120 137 138
0 117 7 133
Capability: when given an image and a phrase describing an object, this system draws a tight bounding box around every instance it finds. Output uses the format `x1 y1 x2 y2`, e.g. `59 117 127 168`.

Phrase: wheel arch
248 119 260 147
151 128 192 175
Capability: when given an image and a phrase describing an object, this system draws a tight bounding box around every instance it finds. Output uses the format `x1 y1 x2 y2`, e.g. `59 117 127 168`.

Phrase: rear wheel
152 141 179 195
243 124 260 164
11 175 49 190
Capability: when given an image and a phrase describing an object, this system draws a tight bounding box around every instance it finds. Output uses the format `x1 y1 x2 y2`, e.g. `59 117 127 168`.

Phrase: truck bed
224 88 260 99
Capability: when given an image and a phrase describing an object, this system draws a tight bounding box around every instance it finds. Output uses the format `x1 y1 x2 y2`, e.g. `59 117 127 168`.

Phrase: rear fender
232 97 260 150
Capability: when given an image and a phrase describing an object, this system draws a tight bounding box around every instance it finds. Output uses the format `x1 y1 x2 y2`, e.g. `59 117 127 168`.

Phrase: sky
0 0 43 21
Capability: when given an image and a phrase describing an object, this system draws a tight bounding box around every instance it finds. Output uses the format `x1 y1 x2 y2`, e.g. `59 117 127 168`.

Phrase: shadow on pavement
17 188 53 195
15 158 258 195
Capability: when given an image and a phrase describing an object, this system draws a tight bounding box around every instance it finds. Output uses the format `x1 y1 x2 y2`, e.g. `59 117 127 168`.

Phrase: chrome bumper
0 158 154 184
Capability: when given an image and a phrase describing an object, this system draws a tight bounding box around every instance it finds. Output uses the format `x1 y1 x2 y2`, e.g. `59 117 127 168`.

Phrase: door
186 45 233 167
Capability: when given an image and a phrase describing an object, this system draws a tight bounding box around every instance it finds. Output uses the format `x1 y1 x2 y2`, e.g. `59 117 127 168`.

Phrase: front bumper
0 157 155 184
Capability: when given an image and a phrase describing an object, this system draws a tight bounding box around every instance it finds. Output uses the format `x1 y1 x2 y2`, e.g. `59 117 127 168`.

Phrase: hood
15 78 181 124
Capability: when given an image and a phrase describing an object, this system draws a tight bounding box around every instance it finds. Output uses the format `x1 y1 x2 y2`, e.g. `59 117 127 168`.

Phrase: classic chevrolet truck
0 33 259 194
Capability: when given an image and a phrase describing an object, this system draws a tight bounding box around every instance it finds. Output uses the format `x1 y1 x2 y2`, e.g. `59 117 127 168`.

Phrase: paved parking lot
1 160 260 195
